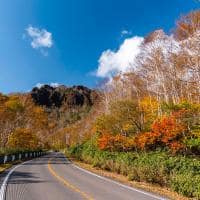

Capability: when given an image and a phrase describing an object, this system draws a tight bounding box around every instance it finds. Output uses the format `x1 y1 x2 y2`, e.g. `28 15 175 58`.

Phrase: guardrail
0 151 46 164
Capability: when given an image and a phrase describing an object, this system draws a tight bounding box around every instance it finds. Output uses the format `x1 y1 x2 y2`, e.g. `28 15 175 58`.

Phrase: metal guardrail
0 151 46 164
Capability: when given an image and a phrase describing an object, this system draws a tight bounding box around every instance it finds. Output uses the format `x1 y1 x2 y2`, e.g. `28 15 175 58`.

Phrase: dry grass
72 159 189 200
0 160 23 174
0 163 12 173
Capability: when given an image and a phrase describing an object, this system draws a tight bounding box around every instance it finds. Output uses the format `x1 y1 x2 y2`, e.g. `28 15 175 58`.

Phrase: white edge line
71 163 167 200
0 159 35 200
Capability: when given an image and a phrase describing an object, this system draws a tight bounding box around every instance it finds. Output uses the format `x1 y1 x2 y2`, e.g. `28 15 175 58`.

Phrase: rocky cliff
31 85 98 108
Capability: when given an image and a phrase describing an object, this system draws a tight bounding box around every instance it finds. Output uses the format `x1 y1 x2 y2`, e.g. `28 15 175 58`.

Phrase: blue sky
0 0 199 93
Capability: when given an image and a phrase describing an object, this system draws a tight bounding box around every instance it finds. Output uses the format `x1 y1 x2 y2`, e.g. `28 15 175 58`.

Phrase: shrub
135 115 187 153
97 133 135 151
170 173 200 198
67 143 200 199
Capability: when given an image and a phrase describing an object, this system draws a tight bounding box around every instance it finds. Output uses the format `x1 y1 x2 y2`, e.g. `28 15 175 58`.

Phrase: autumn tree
135 115 187 153
175 10 200 40
0 95 25 147
7 128 40 150
95 100 144 137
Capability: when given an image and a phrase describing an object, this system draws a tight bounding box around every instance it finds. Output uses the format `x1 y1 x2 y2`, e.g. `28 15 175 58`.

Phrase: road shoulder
70 158 188 200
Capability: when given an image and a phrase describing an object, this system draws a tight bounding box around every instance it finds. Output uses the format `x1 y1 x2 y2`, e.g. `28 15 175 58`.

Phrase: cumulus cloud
96 36 143 78
26 26 53 49
35 82 60 88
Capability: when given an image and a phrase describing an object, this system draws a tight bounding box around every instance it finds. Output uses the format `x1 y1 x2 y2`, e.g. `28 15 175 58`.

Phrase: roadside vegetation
67 139 200 199
0 163 12 173
0 9 199 199
66 10 200 199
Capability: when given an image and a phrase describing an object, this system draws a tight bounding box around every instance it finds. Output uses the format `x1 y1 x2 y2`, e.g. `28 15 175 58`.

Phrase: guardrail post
12 155 15 162
0 151 46 164
4 155 8 164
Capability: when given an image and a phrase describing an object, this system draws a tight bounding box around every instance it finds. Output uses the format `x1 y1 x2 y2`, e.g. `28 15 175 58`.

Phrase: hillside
31 85 98 108
0 85 99 150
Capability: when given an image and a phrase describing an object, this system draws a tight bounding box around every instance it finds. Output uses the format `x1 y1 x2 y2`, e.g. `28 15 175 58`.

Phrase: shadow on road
0 153 70 186
7 171 46 184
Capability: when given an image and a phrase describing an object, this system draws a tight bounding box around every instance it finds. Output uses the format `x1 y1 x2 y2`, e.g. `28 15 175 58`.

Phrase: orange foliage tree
97 133 135 151
135 115 187 152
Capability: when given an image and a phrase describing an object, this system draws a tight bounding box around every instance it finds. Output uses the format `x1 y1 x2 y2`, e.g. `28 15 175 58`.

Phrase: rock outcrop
31 85 98 108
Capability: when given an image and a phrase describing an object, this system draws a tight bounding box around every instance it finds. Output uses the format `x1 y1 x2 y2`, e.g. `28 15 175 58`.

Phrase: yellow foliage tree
7 128 39 150
140 97 159 131
5 96 24 112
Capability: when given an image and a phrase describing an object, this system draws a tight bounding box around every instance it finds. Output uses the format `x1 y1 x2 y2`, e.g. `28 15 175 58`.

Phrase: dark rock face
31 85 98 108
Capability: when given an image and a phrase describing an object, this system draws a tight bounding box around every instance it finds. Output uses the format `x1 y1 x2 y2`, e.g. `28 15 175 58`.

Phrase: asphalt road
0 153 166 200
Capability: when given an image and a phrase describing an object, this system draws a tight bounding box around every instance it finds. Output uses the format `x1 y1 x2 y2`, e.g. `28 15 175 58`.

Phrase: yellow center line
48 157 94 200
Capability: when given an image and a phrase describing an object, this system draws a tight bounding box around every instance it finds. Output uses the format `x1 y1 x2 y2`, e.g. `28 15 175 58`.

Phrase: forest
66 10 200 199
0 10 200 199
0 85 98 153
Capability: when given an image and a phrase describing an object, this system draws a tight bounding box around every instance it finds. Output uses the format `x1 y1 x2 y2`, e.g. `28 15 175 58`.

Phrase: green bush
67 142 200 199
185 138 200 154
170 173 200 198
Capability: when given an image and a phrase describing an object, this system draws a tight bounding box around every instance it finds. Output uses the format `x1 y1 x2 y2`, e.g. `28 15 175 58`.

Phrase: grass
72 159 188 200
66 141 200 199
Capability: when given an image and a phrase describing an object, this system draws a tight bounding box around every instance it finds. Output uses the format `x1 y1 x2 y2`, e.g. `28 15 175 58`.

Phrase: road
0 153 166 200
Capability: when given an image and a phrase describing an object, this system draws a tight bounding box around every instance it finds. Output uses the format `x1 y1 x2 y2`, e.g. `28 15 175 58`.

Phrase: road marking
48 157 94 200
0 159 33 200
72 163 167 200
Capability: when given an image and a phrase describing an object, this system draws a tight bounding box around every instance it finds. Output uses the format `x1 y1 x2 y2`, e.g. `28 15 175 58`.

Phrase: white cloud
26 26 53 49
96 36 143 78
35 83 44 88
121 30 132 36
35 82 60 89
50 83 60 88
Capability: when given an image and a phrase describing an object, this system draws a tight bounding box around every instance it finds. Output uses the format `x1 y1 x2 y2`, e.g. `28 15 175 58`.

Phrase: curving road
0 153 166 200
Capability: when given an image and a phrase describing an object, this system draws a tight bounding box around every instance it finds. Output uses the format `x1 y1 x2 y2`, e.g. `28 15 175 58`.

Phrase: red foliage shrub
135 115 186 152
97 133 135 151
97 133 113 150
